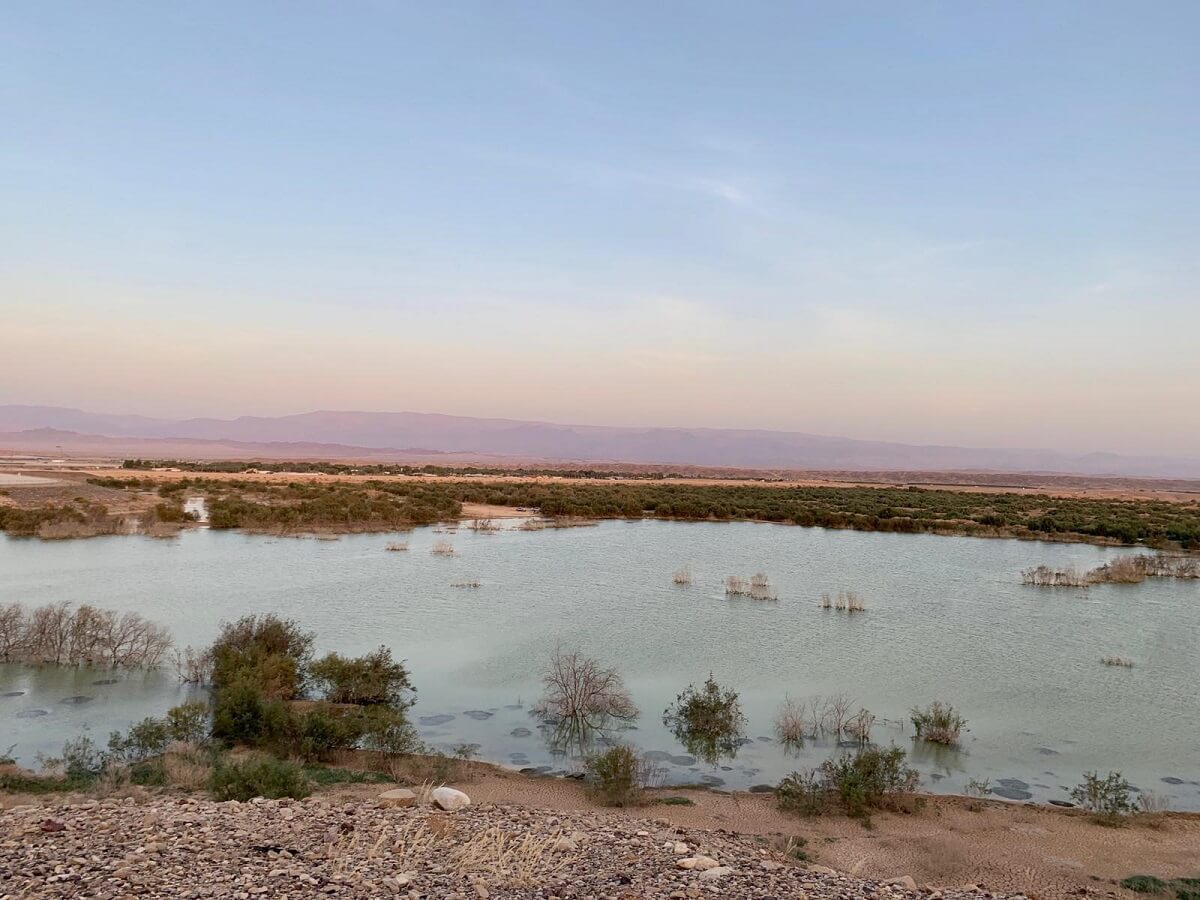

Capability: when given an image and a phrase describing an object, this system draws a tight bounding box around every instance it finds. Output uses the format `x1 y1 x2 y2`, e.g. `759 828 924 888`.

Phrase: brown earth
321 769 1200 899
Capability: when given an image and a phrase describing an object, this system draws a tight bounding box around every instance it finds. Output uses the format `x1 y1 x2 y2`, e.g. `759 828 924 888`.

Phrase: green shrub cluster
584 745 653 807
208 754 311 801
777 745 920 821
208 615 417 763
662 675 746 766
90 473 1200 548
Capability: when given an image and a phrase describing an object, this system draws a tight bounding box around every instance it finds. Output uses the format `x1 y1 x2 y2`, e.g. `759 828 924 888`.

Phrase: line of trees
0 601 172 668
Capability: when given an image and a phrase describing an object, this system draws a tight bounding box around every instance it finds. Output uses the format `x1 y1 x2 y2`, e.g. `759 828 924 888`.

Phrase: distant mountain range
2 404 1198 478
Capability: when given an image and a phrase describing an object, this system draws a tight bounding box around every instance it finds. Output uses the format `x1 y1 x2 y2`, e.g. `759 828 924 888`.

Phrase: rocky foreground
0 793 1023 900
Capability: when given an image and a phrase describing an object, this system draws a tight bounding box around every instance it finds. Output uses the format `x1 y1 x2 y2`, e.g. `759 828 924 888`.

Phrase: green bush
1071 770 1133 820
778 746 920 821
585 745 653 807
310 646 415 707
210 614 314 699
662 675 746 765
910 701 966 746
776 769 828 816
165 701 211 744
208 755 311 801
211 680 291 745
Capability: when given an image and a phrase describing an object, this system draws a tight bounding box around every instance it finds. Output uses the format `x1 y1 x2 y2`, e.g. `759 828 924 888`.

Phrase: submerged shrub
310 646 415 707
663 674 746 766
208 754 310 801
536 646 638 731
910 701 966 746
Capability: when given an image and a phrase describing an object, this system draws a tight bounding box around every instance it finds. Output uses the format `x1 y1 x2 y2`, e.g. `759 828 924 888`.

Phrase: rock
552 835 577 852
40 819 66 832
888 876 918 891
808 865 838 875
678 856 719 871
431 787 470 811
378 789 418 808
699 866 733 881
673 842 690 854
761 861 783 871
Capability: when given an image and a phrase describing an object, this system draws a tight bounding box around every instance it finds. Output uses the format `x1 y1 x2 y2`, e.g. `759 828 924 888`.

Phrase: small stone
678 856 719 871
889 876 918 891
673 842 690 854
699 866 733 881
761 861 783 871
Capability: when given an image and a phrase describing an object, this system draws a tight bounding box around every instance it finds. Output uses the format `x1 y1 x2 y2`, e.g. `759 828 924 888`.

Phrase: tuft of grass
1121 876 1168 894
655 795 695 806
303 765 392 786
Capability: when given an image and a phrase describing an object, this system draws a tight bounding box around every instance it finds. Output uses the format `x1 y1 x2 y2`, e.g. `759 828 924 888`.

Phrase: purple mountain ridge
1 405 1197 478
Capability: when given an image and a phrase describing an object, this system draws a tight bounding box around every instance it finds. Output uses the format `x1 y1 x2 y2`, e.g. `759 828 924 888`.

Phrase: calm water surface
2 521 1198 807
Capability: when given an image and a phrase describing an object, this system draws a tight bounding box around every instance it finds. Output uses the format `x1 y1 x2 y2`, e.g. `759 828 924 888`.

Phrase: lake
2 519 1198 808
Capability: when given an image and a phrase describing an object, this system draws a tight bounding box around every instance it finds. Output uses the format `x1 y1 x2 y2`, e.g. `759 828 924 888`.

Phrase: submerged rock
1 691 25 698
418 714 455 726
16 708 48 718
1161 776 1185 785
60 695 94 705
509 727 532 738
997 778 1030 790
991 786 1033 801
91 679 120 686
462 710 493 721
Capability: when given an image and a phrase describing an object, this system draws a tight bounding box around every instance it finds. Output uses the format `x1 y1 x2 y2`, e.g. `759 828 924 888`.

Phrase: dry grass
385 541 409 552
450 580 481 589
672 566 692 586
431 541 456 556
450 826 573 888
1101 656 1135 668
469 518 500 534
163 742 212 791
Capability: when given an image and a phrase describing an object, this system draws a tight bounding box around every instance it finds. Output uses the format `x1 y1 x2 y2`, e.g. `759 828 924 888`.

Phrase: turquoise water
2 520 1198 808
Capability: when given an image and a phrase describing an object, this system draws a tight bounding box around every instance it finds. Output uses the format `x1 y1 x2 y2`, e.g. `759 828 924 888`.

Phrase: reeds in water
385 541 409 552
451 580 481 589
431 541 457 556
672 567 692 586
1101 656 1135 668
1021 565 1090 587
469 518 500 534
725 573 777 600
821 591 865 612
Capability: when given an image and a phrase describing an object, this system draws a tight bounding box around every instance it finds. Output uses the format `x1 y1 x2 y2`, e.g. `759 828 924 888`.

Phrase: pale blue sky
3 2 1197 454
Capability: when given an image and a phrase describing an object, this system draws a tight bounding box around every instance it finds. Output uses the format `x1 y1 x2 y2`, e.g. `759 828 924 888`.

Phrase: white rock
761 861 783 871
673 842 690 854
888 876 918 891
431 787 470 811
699 866 734 881
552 835 578 852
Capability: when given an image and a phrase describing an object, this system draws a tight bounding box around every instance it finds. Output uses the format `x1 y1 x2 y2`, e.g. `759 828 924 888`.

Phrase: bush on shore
208 754 311 801
777 745 920 822
584 745 660 807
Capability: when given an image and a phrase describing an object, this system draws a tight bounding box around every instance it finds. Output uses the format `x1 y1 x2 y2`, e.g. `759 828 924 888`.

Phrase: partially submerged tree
536 646 638 725
663 674 746 766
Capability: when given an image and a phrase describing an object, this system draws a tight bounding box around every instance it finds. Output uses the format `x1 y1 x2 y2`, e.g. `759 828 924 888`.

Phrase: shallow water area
2 519 1198 808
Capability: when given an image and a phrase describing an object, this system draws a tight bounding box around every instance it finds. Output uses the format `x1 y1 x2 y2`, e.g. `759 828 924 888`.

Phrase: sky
2 2 1198 456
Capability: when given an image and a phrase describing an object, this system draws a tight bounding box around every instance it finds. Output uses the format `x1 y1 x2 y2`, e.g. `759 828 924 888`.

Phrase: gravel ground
0 795 1024 900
